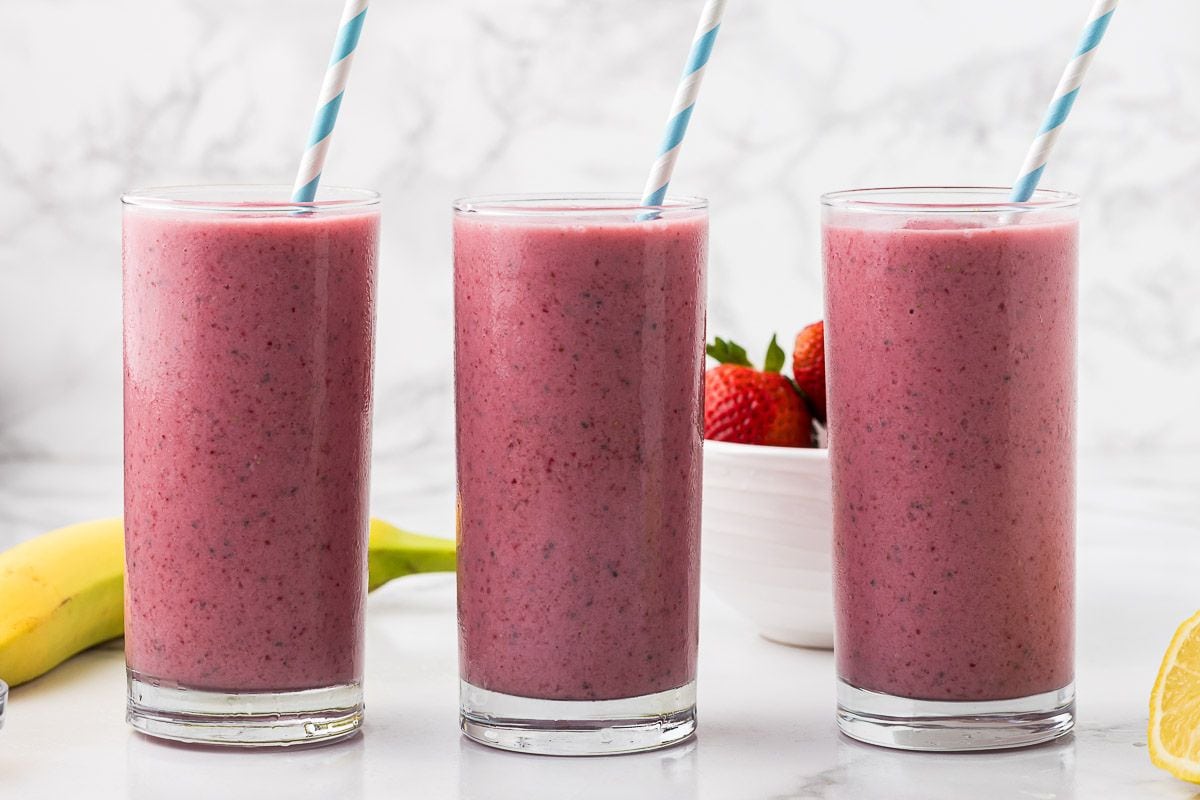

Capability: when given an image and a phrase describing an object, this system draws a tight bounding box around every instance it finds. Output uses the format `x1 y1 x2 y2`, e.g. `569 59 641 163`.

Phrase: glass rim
121 184 380 214
821 186 1079 214
453 192 708 216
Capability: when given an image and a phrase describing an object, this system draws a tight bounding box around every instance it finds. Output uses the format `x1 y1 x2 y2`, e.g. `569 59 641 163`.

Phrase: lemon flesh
1149 610 1200 784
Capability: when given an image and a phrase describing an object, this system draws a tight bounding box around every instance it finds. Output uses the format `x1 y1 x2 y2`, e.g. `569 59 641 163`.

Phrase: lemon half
1149 610 1200 784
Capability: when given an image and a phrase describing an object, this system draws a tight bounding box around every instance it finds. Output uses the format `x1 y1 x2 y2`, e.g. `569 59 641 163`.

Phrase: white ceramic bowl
701 439 833 649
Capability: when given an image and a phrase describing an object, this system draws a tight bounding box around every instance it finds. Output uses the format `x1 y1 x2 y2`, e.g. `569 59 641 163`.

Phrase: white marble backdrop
1 0 1198 541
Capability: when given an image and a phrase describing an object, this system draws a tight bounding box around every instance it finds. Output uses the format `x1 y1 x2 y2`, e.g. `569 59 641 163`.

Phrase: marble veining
0 2 1198 526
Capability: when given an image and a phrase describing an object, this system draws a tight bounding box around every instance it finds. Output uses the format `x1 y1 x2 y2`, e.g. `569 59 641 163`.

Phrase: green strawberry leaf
763 334 785 373
706 337 753 367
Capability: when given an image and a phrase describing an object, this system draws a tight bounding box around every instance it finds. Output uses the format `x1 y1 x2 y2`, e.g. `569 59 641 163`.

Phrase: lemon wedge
1149 610 1200 783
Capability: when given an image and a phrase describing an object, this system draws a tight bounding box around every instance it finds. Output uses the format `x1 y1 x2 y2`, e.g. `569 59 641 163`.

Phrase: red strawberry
704 335 813 447
792 321 826 424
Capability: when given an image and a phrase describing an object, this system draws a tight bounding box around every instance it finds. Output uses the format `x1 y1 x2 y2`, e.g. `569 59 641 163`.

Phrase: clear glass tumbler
823 187 1078 751
453 194 707 755
122 186 379 746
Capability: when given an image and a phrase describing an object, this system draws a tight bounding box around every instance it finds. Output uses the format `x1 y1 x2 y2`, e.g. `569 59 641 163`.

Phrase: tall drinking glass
823 187 1077 751
122 186 380 746
453 194 707 755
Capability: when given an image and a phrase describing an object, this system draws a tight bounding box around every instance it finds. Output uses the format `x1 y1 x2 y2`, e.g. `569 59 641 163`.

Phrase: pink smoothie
825 215 1076 702
454 207 706 702
123 205 378 693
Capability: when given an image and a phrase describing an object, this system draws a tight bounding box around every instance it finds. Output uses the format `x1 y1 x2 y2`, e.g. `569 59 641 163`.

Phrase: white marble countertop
2 453 1199 799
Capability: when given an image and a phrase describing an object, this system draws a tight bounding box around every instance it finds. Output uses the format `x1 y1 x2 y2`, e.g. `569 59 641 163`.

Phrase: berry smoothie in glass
823 187 1077 751
122 186 379 746
454 194 706 755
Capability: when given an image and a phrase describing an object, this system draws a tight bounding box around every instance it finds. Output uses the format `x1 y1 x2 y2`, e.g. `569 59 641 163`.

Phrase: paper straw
639 0 728 212
291 0 369 203
1009 0 1118 202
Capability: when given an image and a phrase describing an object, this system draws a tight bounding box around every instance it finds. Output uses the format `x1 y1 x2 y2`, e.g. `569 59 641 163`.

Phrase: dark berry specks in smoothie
123 208 378 693
454 210 706 701
825 217 1076 702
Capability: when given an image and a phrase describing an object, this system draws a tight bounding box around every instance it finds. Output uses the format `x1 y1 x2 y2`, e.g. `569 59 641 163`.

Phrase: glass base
837 679 1075 752
459 679 697 756
127 670 363 747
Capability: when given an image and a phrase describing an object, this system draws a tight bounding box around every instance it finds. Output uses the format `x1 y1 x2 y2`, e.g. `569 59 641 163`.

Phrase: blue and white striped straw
1010 0 1118 202
639 0 728 212
291 0 369 203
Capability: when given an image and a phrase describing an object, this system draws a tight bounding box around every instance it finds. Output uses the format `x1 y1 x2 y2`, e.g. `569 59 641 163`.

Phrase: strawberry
704 335 813 447
792 321 826 424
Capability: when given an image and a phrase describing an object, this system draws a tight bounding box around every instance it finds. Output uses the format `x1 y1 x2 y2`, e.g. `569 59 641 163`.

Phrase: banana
367 518 458 591
0 518 125 689
0 517 456 688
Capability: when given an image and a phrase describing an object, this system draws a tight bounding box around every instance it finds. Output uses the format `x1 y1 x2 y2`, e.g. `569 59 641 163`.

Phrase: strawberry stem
705 337 753 367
